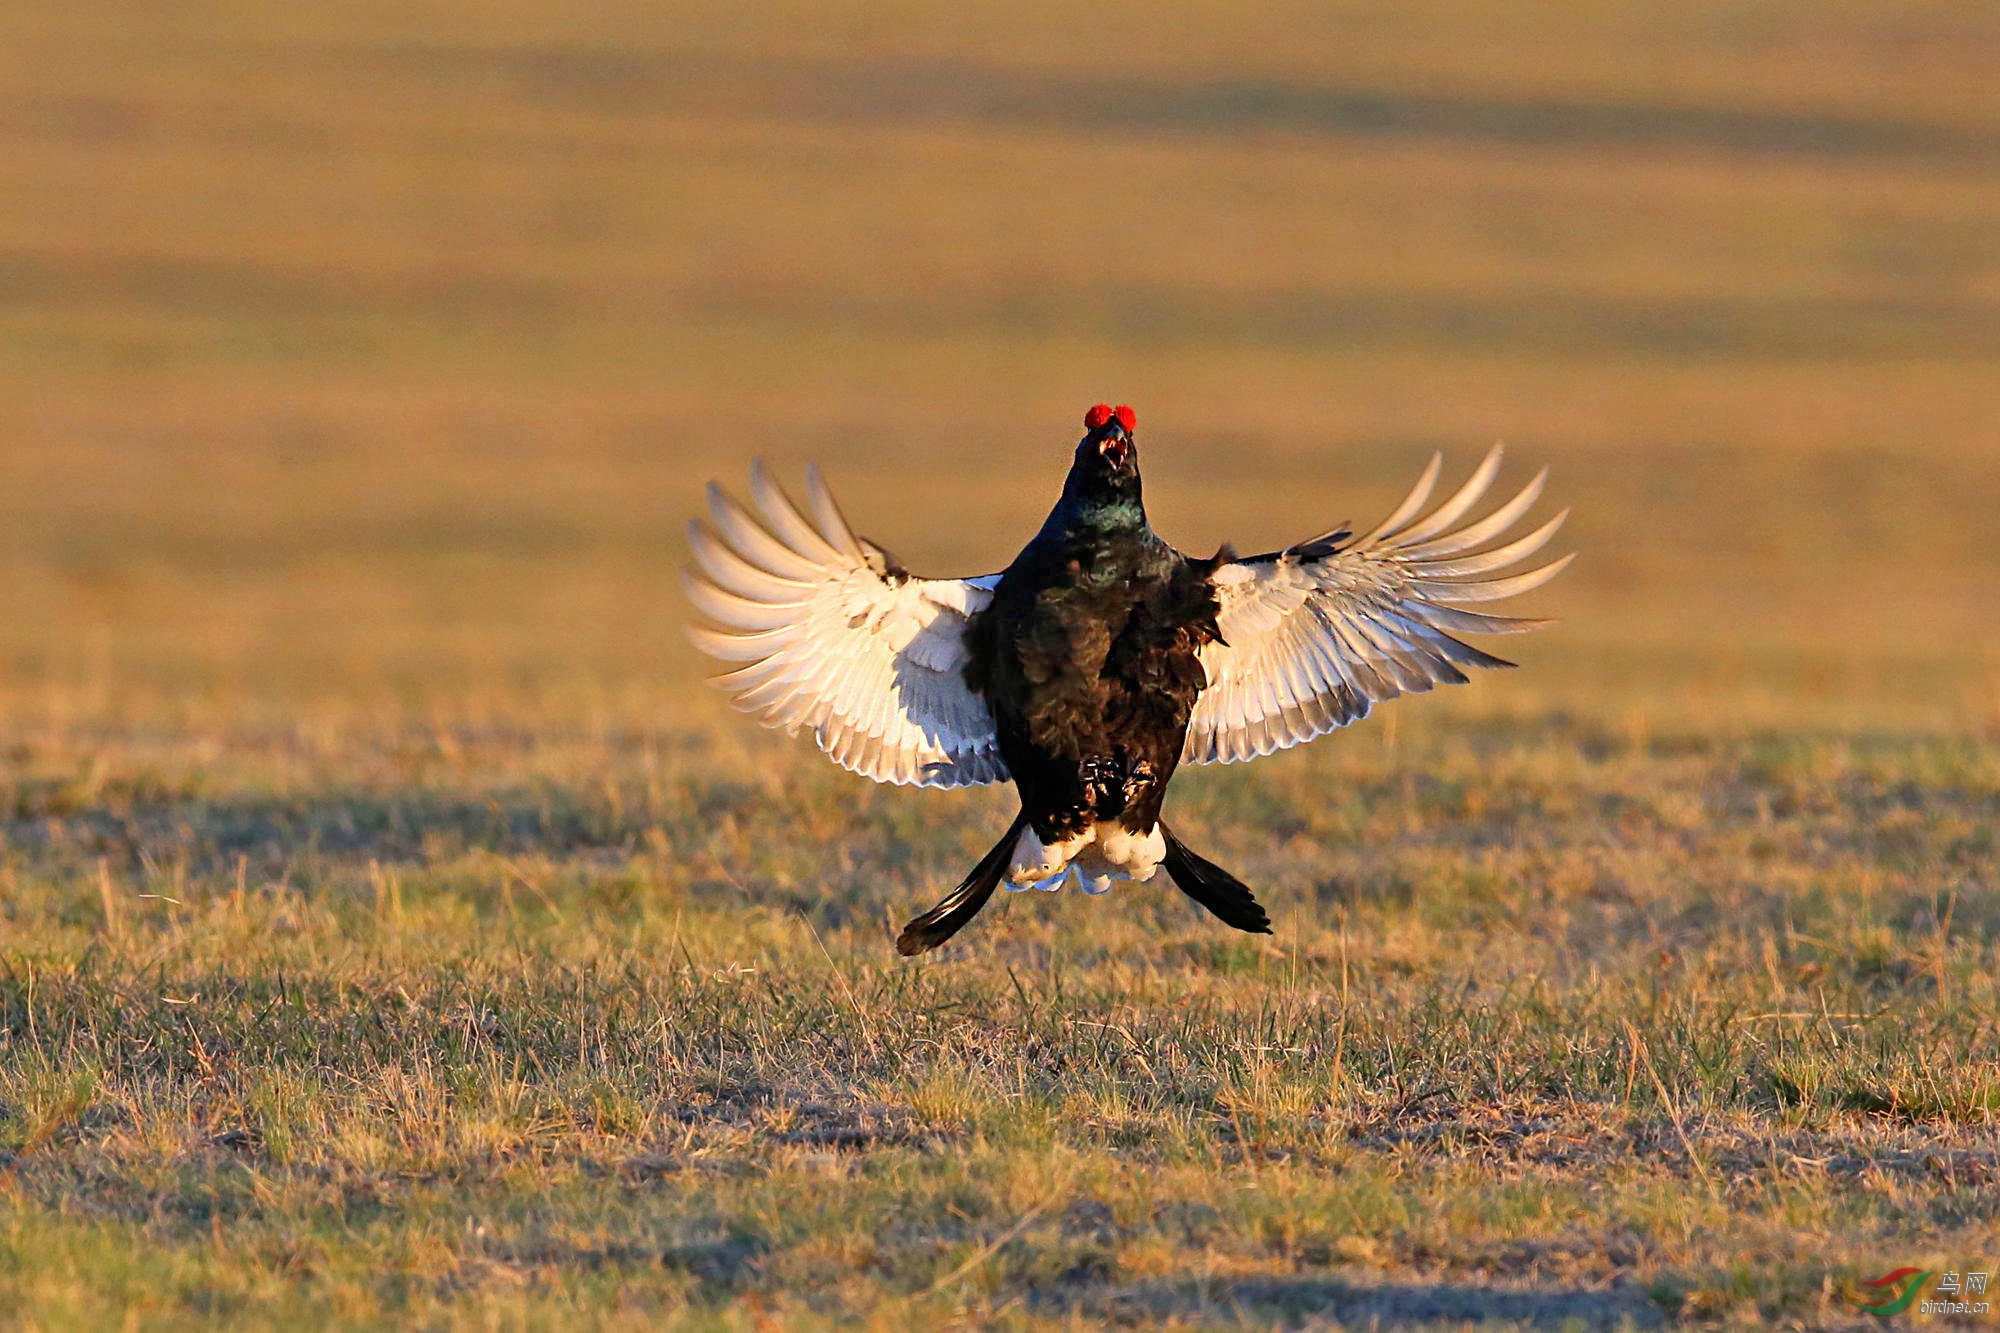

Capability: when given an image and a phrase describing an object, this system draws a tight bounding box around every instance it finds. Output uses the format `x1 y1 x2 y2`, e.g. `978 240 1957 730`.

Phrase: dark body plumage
964 439 1218 845
892 415 1269 955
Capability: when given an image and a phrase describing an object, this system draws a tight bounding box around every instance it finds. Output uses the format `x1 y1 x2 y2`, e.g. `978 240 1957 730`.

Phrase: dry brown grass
0 0 1996 1327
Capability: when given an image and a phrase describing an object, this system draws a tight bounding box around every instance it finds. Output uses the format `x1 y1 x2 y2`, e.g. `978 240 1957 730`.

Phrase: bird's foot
1071 844 1131 895
1006 823 1095 886
1094 822 1166 882
1006 868 1072 893
1077 868 1117 895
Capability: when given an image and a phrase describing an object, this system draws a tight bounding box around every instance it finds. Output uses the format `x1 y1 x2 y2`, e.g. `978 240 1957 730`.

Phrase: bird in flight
686 405 1568 954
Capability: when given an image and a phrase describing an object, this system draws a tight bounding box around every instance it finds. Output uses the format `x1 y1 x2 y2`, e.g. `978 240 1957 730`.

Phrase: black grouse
685 404 1569 954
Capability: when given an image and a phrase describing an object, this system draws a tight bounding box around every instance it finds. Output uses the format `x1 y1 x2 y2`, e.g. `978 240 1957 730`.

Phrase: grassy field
2 0 1998 1327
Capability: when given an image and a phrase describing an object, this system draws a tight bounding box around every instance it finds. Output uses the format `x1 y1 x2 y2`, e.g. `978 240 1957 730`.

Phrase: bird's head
1074 402 1138 482
1050 403 1148 537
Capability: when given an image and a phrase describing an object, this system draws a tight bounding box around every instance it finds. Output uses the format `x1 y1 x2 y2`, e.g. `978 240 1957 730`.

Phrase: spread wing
684 462 1008 788
1184 445 1570 765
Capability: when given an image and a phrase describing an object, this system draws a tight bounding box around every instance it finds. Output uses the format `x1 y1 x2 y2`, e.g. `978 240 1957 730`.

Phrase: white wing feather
1186 445 1569 765
685 462 1008 788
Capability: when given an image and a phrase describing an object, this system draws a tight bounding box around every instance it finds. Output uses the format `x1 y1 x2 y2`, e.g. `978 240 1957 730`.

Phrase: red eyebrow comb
1085 404 1135 432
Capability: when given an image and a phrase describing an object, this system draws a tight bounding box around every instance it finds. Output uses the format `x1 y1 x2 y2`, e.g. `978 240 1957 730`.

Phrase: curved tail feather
1159 823 1271 934
896 812 1029 956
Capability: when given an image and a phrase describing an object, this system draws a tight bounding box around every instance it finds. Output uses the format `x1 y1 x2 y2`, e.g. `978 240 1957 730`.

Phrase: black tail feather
896 812 1028 956
1159 823 1271 934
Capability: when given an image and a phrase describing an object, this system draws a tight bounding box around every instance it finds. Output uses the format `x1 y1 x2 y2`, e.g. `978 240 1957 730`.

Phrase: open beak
1097 428 1133 469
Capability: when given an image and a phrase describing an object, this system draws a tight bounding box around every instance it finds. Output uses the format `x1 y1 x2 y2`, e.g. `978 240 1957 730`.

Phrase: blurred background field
2 0 1996 733
2 2 1999 1327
